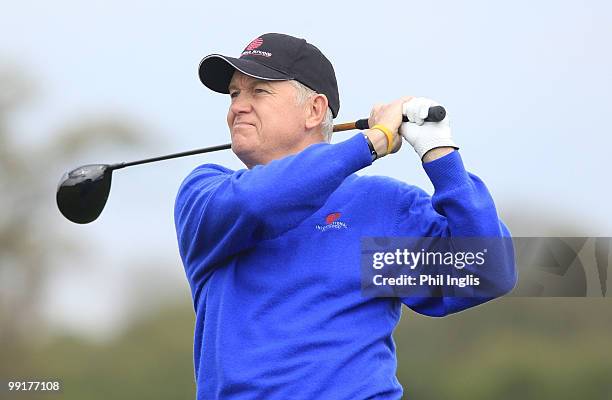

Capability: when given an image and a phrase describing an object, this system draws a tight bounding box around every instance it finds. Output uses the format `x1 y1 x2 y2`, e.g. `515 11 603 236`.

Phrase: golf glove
399 97 458 160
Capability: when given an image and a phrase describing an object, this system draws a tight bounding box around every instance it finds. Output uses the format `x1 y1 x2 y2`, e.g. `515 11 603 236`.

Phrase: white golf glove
399 97 458 160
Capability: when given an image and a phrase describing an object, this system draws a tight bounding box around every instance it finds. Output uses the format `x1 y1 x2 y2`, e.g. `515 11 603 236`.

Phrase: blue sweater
174 134 516 399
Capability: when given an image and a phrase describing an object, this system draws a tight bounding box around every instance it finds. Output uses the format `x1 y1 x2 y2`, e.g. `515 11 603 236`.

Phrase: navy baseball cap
198 33 340 118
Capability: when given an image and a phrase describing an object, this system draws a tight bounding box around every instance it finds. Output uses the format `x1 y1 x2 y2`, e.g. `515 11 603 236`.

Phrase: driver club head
56 164 113 224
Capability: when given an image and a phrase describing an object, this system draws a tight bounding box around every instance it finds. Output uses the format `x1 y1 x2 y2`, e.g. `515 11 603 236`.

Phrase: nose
229 93 252 116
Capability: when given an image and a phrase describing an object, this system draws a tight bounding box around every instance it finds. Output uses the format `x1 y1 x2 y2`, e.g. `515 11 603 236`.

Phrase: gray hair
289 80 334 143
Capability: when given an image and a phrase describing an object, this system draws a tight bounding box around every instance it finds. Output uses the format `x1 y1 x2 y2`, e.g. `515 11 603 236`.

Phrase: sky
1 0 611 338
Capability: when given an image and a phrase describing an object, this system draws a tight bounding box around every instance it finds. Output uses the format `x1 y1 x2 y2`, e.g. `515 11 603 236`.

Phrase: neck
243 130 326 169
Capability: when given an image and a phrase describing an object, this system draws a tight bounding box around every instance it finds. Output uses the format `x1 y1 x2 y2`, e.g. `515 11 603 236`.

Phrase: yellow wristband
371 124 394 155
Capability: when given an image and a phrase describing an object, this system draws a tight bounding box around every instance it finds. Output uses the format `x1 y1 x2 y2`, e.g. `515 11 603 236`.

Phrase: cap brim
198 54 292 94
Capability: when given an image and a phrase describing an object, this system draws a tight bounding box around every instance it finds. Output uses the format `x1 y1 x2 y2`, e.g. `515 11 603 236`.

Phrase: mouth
233 121 255 129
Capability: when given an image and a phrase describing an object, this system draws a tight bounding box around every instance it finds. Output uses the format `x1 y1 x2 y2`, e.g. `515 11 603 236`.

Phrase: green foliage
4 303 196 400
395 298 612 399
3 298 611 399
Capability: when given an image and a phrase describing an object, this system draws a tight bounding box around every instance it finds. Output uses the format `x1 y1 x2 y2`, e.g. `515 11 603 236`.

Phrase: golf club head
56 164 113 224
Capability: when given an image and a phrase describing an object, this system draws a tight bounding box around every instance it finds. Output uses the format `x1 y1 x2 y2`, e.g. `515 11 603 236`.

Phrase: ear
304 94 329 130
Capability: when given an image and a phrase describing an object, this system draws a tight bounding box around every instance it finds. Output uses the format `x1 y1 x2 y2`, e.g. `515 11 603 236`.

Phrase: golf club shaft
109 121 358 171
110 143 232 170
109 105 446 170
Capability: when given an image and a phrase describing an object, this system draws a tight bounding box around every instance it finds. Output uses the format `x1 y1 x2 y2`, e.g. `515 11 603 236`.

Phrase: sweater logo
316 212 347 231
325 212 341 224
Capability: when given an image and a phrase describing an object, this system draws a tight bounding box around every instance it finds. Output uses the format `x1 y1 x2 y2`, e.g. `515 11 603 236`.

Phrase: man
174 33 516 399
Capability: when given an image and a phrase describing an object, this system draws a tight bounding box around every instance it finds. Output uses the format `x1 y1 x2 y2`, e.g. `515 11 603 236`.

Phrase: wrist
371 125 394 155
422 147 455 163
365 129 389 158
362 133 378 161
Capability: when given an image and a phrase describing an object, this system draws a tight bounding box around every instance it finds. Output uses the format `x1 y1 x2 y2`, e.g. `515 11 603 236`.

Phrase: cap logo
241 36 271 57
245 37 263 51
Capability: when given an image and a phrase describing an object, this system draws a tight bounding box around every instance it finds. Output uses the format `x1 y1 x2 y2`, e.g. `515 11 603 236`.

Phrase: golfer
174 33 516 399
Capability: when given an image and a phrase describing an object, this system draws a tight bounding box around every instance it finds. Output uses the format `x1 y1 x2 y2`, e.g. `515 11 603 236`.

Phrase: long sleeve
397 150 517 316
174 134 372 299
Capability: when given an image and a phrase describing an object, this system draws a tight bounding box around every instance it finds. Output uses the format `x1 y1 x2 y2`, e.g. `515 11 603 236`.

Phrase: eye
254 88 270 94
229 90 240 98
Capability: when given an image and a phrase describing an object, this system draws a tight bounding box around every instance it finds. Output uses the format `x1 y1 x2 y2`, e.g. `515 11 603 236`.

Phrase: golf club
56 106 446 224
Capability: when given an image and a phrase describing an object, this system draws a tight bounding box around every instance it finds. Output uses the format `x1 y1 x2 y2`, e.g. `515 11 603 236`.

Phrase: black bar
354 105 447 131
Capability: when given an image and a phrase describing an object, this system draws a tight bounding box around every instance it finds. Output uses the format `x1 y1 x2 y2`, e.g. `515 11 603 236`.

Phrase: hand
399 97 458 160
367 96 413 156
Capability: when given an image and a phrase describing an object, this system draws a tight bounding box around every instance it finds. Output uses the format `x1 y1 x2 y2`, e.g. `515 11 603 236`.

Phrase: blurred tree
0 63 144 373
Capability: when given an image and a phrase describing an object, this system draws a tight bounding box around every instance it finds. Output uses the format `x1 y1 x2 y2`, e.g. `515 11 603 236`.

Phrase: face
227 71 314 168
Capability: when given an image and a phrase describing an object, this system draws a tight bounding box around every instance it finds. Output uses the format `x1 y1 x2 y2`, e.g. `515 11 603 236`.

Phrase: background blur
1 0 611 398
